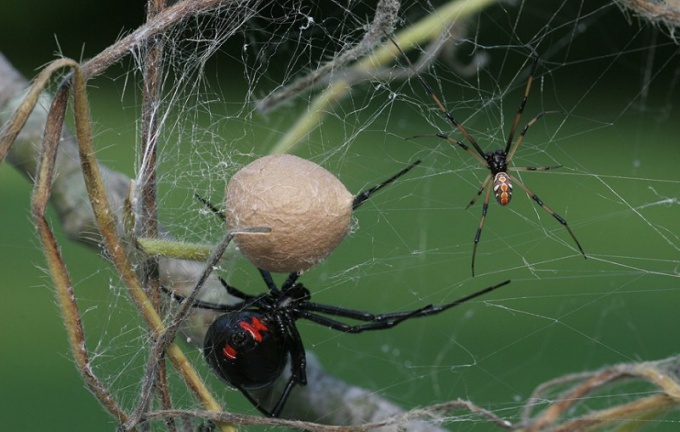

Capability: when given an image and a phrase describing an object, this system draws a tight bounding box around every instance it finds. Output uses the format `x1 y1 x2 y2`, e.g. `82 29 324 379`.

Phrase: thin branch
30 70 130 426
139 0 173 427
80 0 252 81
142 391 511 431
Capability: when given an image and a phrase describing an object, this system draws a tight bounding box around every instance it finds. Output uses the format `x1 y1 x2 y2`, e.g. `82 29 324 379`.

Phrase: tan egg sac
226 154 354 273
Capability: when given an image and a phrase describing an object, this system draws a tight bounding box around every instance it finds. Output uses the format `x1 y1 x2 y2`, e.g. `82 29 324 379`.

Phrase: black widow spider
386 35 586 276
165 269 510 417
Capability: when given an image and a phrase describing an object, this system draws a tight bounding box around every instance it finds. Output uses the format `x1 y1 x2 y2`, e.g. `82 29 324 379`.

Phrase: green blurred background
1 1 679 431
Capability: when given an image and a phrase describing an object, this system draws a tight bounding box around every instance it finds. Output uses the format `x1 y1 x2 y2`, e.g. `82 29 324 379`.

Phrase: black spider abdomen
204 311 289 390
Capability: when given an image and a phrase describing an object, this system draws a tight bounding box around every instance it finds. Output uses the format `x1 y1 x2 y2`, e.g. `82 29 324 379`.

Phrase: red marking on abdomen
239 317 269 342
223 344 237 360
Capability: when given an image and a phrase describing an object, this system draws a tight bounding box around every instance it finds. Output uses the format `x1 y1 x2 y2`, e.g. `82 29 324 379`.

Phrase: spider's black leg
509 165 561 172
408 133 489 167
471 184 493 277
436 133 489 167
393 279 511 320
258 268 282 293
505 173 586 258
161 286 247 312
280 271 301 291
267 315 307 417
504 54 539 156
505 110 561 165
385 33 487 159
194 193 226 221
465 173 492 210
299 279 510 333
297 306 430 333
232 383 279 417
217 276 258 302
268 376 298 418
352 160 421 210
302 302 383 321
284 316 308 386
258 269 302 293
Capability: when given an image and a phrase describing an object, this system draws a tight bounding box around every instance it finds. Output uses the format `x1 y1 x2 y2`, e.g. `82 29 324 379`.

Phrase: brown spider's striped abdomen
493 172 513 206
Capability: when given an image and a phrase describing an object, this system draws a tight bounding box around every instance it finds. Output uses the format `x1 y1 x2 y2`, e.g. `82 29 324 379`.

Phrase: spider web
1 0 679 431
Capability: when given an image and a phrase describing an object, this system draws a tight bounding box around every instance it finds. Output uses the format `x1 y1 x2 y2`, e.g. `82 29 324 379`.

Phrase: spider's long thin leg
267 375 298 418
352 160 421 210
408 133 489 167
509 165 562 172
194 193 225 221
385 34 487 159
217 276 258 301
504 54 539 156
263 320 307 417
301 301 386 321
471 184 494 277
297 306 429 333
233 382 281 418
505 110 561 165
506 173 586 258
299 279 510 333
465 173 492 210
388 278 510 320
161 286 247 312
258 268 302 293
280 271 301 291
506 111 544 164
259 268 282 293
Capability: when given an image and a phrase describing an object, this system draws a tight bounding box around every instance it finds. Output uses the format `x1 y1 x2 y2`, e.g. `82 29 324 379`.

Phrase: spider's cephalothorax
487 149 509 176
166 269 510 417
387 35 586 276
